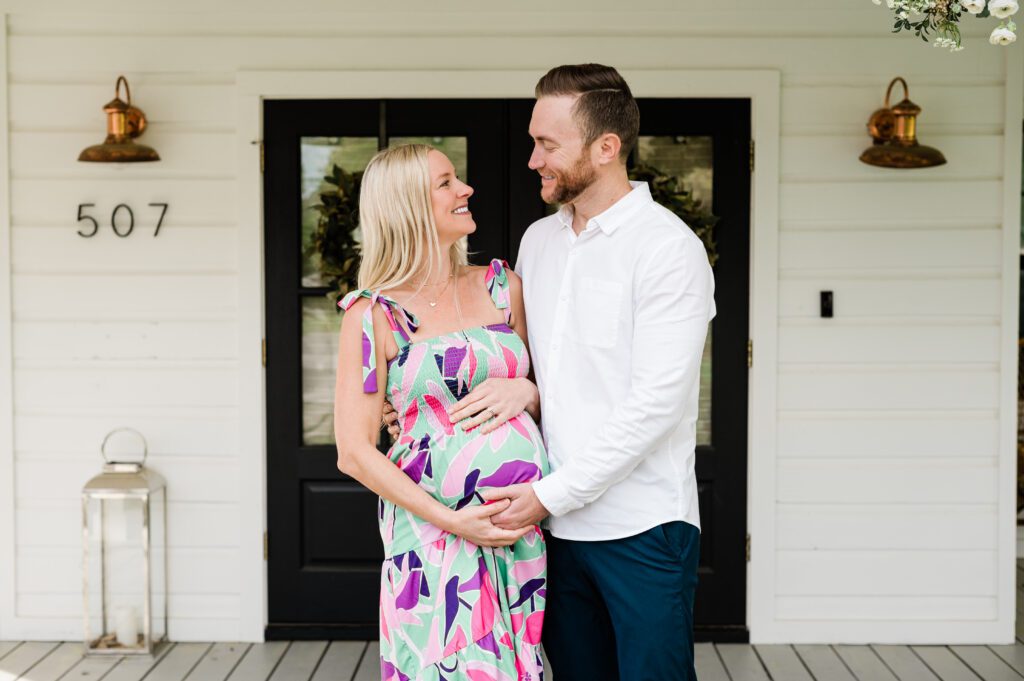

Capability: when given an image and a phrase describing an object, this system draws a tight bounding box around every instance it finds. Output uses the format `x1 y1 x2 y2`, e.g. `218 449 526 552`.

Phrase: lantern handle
115 75 132 107
100 427 148 466
884 76 909 109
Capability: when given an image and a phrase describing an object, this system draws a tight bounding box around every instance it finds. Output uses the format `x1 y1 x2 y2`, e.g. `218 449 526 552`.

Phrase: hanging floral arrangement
872 0 1018 51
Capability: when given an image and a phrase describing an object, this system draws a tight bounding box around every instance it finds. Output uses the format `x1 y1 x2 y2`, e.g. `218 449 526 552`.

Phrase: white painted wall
0 1 1020 644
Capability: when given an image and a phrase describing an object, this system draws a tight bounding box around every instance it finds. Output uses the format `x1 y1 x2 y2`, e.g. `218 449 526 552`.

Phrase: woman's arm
334 298 529 548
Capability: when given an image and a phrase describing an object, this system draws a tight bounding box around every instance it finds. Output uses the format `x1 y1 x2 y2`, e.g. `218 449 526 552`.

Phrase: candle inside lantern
114 606 138 647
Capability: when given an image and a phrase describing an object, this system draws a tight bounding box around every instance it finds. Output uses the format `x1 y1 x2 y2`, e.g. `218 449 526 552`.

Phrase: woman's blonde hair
356 144 468 293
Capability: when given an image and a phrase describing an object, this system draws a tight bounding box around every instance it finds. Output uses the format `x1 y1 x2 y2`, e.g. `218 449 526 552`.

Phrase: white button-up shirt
516 182 716 541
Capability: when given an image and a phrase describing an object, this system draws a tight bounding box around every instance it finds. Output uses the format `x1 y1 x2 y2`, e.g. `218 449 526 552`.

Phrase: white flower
961 0 985 12
989 24 1017 43
990 0 1020 17
872 0 882 4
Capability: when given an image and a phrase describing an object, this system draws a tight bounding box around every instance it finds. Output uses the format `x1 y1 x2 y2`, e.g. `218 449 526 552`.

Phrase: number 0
111 204 134 237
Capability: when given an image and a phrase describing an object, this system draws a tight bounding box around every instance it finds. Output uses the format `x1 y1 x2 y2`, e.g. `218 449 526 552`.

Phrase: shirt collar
554 181 653 236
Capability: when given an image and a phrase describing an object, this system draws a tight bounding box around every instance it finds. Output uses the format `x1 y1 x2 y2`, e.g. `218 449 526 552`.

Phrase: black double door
264 98 750 641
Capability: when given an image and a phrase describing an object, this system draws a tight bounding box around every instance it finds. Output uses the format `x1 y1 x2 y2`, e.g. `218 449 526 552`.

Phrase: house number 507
76 203 169 238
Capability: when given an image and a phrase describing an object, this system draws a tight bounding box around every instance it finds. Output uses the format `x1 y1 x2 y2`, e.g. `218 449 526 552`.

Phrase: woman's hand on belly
448 377 540 433
441 498 536 547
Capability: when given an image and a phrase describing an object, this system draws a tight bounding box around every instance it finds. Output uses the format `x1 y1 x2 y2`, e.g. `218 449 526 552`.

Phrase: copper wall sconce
860 76 946 169
78 76 160 163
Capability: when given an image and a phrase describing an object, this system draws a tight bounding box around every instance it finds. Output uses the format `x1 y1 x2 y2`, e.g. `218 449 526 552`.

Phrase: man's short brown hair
535 63 640 162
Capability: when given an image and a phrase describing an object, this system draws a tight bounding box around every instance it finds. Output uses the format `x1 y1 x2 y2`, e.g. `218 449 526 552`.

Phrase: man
483 64 715 680
384 64 715 679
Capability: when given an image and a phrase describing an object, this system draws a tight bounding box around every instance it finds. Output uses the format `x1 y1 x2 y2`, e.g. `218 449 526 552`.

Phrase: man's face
528 95 598 205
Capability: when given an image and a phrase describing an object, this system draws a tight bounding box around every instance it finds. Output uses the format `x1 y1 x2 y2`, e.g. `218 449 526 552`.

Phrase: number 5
77 203 98 238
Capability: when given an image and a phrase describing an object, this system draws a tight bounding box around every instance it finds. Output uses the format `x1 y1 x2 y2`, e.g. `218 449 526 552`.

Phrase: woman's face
428 150 475 245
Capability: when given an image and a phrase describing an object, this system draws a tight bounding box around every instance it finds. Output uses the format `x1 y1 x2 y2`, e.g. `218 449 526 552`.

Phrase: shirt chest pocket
572 277 624 349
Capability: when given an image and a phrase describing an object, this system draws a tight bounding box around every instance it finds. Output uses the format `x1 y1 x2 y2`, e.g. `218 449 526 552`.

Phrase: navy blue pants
542 521 700 681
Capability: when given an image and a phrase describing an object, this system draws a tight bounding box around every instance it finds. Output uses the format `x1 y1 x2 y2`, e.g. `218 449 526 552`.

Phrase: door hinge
262 338 267 367
746 534 751 562
747 339 753 368
749 139 755 173
260 141 265 173
264 531 268 560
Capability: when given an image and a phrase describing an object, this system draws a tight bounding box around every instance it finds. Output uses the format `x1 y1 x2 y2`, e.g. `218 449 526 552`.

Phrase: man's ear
595 132 623 166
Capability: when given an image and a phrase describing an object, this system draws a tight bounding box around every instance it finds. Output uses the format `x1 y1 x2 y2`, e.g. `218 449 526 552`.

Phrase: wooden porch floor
2 560 1023 681
6 639 1024 681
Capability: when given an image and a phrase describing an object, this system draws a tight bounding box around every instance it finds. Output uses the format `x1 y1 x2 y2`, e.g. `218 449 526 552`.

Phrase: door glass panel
302 295 344 445
636 136 713 205
637 135 714 446
389 137 468 179
301 137 378 446
300 137 379 287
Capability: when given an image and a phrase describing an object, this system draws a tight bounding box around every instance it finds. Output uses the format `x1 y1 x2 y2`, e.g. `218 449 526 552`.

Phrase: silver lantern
82 428 167 655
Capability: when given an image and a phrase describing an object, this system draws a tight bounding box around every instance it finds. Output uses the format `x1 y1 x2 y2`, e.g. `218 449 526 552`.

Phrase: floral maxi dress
340 260 549 681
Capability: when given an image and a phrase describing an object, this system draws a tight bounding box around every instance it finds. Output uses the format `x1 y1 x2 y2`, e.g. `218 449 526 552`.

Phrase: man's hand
480 483 549 530
382 401 400 442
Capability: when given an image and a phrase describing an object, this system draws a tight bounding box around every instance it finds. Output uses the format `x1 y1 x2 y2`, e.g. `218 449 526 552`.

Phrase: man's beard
546 154 597 205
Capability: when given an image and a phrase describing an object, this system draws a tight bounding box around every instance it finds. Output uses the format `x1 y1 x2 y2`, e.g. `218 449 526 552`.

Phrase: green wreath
305 163 363 306
310 161 720 305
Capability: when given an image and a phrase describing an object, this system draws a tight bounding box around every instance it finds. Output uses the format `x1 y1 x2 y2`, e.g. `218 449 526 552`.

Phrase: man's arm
530 233 715 518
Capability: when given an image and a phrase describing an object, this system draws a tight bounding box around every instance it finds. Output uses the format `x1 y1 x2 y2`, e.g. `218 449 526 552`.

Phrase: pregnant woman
333 143 548 680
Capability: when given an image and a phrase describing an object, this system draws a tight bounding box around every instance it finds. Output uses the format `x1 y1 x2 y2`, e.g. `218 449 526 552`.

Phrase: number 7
149 203 169 236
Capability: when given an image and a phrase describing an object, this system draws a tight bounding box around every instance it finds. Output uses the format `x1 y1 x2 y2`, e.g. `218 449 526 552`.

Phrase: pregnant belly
430 414 547 508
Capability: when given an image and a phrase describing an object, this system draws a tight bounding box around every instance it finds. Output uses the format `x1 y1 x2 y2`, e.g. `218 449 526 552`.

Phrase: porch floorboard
2 640 1024 680
5 559 1024 680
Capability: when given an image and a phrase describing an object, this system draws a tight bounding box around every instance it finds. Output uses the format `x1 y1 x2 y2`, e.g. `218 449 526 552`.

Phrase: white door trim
0 12 17 641
996 46 1023 644
234 68 781 642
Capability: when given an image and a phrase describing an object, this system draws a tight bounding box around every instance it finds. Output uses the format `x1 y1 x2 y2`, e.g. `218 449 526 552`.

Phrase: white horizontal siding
17 548 239 595
17 500 240 548
778 411 999 459
10 178 237 226
0 2 1017 644
16 456 240 503
777 551 997 597
776 504 998 551
3 36 1003 80
13 411 237 454
779 366 1000 411
777 458 997 505
779 278 1002 318
13 274 238 321
11 227 239 274
776 597 1000 622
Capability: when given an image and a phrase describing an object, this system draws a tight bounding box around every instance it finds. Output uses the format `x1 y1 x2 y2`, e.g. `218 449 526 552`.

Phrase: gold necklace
410 273 454 308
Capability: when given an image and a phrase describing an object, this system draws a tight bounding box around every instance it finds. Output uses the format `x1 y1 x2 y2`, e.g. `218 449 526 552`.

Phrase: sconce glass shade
79 76 160 163
860 77 945 169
